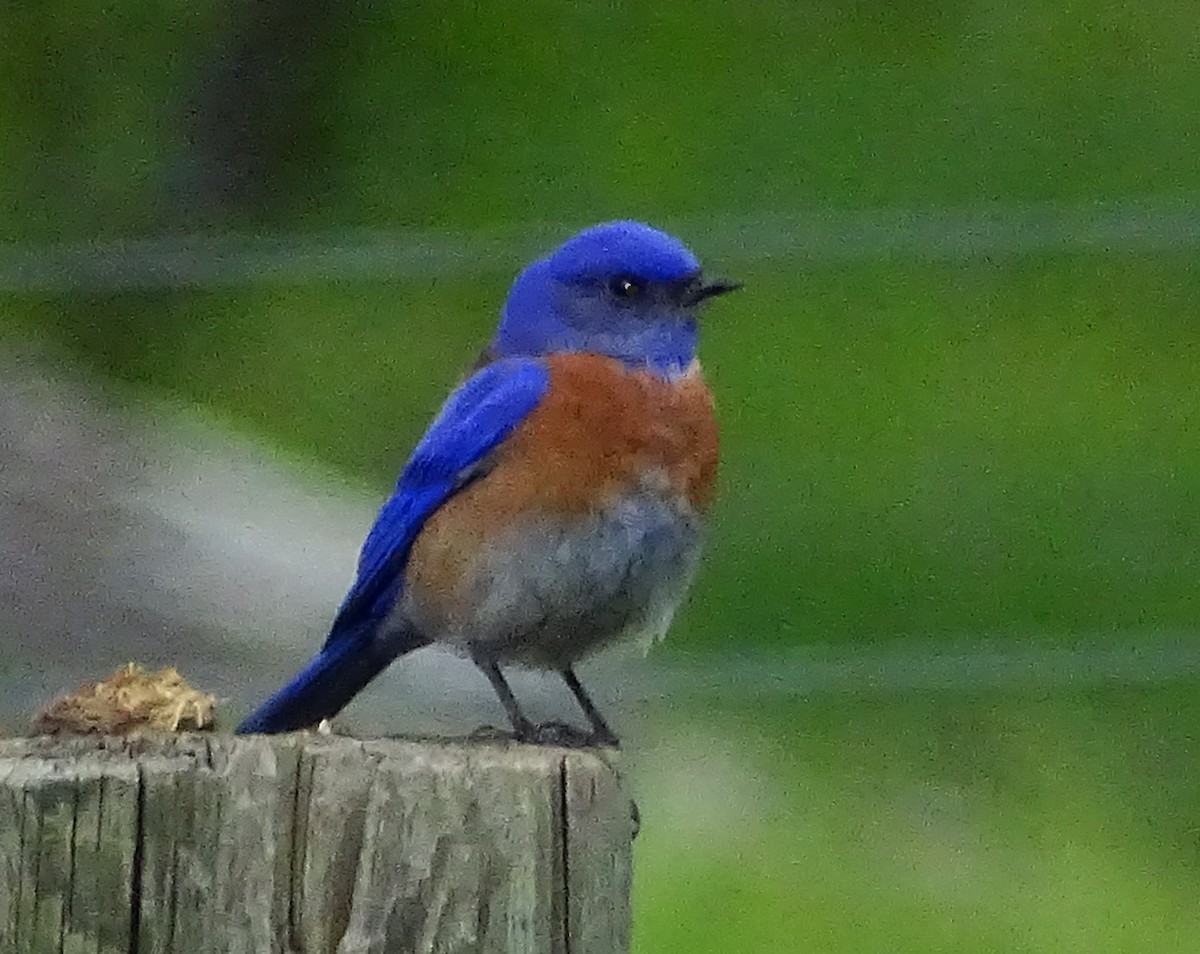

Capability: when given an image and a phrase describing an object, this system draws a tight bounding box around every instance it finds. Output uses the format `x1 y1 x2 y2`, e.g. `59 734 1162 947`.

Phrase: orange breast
404 354 719 618
501 353 718 513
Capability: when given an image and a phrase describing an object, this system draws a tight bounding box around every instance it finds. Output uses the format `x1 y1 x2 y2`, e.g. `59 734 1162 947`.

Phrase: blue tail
237 624 427 734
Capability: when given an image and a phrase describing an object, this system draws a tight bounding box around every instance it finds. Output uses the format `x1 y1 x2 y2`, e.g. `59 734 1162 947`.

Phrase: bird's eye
608 276 641 300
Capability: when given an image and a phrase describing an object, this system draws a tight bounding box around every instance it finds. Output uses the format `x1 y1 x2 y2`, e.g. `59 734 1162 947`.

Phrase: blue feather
331 356 550 635
236 356 549 733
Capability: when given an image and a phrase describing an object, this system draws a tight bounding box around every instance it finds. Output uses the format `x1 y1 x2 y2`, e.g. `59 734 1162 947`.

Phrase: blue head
492 221 739 377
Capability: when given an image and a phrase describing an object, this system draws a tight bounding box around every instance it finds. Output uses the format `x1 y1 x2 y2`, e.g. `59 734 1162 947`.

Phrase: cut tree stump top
0 734 635 954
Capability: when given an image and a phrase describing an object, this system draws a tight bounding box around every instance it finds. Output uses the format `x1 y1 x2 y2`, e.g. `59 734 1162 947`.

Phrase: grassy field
634 681 1200 953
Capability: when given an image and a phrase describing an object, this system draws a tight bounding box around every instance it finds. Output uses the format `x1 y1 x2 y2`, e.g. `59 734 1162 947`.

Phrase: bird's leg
561 668 619 747
474 657 616 748
474 658 537 742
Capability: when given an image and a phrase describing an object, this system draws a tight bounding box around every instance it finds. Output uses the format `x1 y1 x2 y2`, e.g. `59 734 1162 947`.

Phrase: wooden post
0 735 634 954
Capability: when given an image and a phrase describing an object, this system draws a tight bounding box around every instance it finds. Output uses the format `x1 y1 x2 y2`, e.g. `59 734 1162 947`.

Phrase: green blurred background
3 1 1200 950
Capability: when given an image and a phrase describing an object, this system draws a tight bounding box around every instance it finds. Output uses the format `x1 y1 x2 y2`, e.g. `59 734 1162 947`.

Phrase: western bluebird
236 221 738 745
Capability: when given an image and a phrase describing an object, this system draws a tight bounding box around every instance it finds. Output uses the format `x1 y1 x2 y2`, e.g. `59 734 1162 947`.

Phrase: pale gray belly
399 493 705 668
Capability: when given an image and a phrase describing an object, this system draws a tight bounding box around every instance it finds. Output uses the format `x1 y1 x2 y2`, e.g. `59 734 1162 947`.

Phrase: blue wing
236 355 550 734
326 355 550 643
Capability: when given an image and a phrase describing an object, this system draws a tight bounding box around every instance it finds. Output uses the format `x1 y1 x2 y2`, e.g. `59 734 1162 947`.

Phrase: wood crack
127 765 146 954
59 781 80 954
559 754 571 954
286 744 307 951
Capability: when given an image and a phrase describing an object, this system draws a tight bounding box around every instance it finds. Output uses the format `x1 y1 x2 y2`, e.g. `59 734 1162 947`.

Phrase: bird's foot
470 720 619 748
586 724 621 749
519 720 619 749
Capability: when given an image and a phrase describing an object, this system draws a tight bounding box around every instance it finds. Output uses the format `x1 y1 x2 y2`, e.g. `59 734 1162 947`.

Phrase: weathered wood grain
0 735 634 954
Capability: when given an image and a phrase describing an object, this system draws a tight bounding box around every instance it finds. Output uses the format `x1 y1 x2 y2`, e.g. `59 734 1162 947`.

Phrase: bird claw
470 720 619 748
520 720 619 749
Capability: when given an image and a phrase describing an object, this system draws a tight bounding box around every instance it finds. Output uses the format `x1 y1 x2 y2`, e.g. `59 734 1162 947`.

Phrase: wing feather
324 356 549 646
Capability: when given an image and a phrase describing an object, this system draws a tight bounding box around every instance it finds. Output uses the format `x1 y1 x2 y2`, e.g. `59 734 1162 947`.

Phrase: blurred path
0 346 483 730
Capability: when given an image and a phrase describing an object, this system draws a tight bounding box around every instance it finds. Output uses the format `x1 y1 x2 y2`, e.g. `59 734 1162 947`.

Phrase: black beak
699 278 742 301
683 276 742 306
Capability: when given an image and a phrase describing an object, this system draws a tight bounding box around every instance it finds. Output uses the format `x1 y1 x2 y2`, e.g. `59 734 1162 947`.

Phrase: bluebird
236 221 738 745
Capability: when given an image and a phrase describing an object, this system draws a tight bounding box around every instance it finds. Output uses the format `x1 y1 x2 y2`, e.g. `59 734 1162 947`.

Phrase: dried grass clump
33 664 217 735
